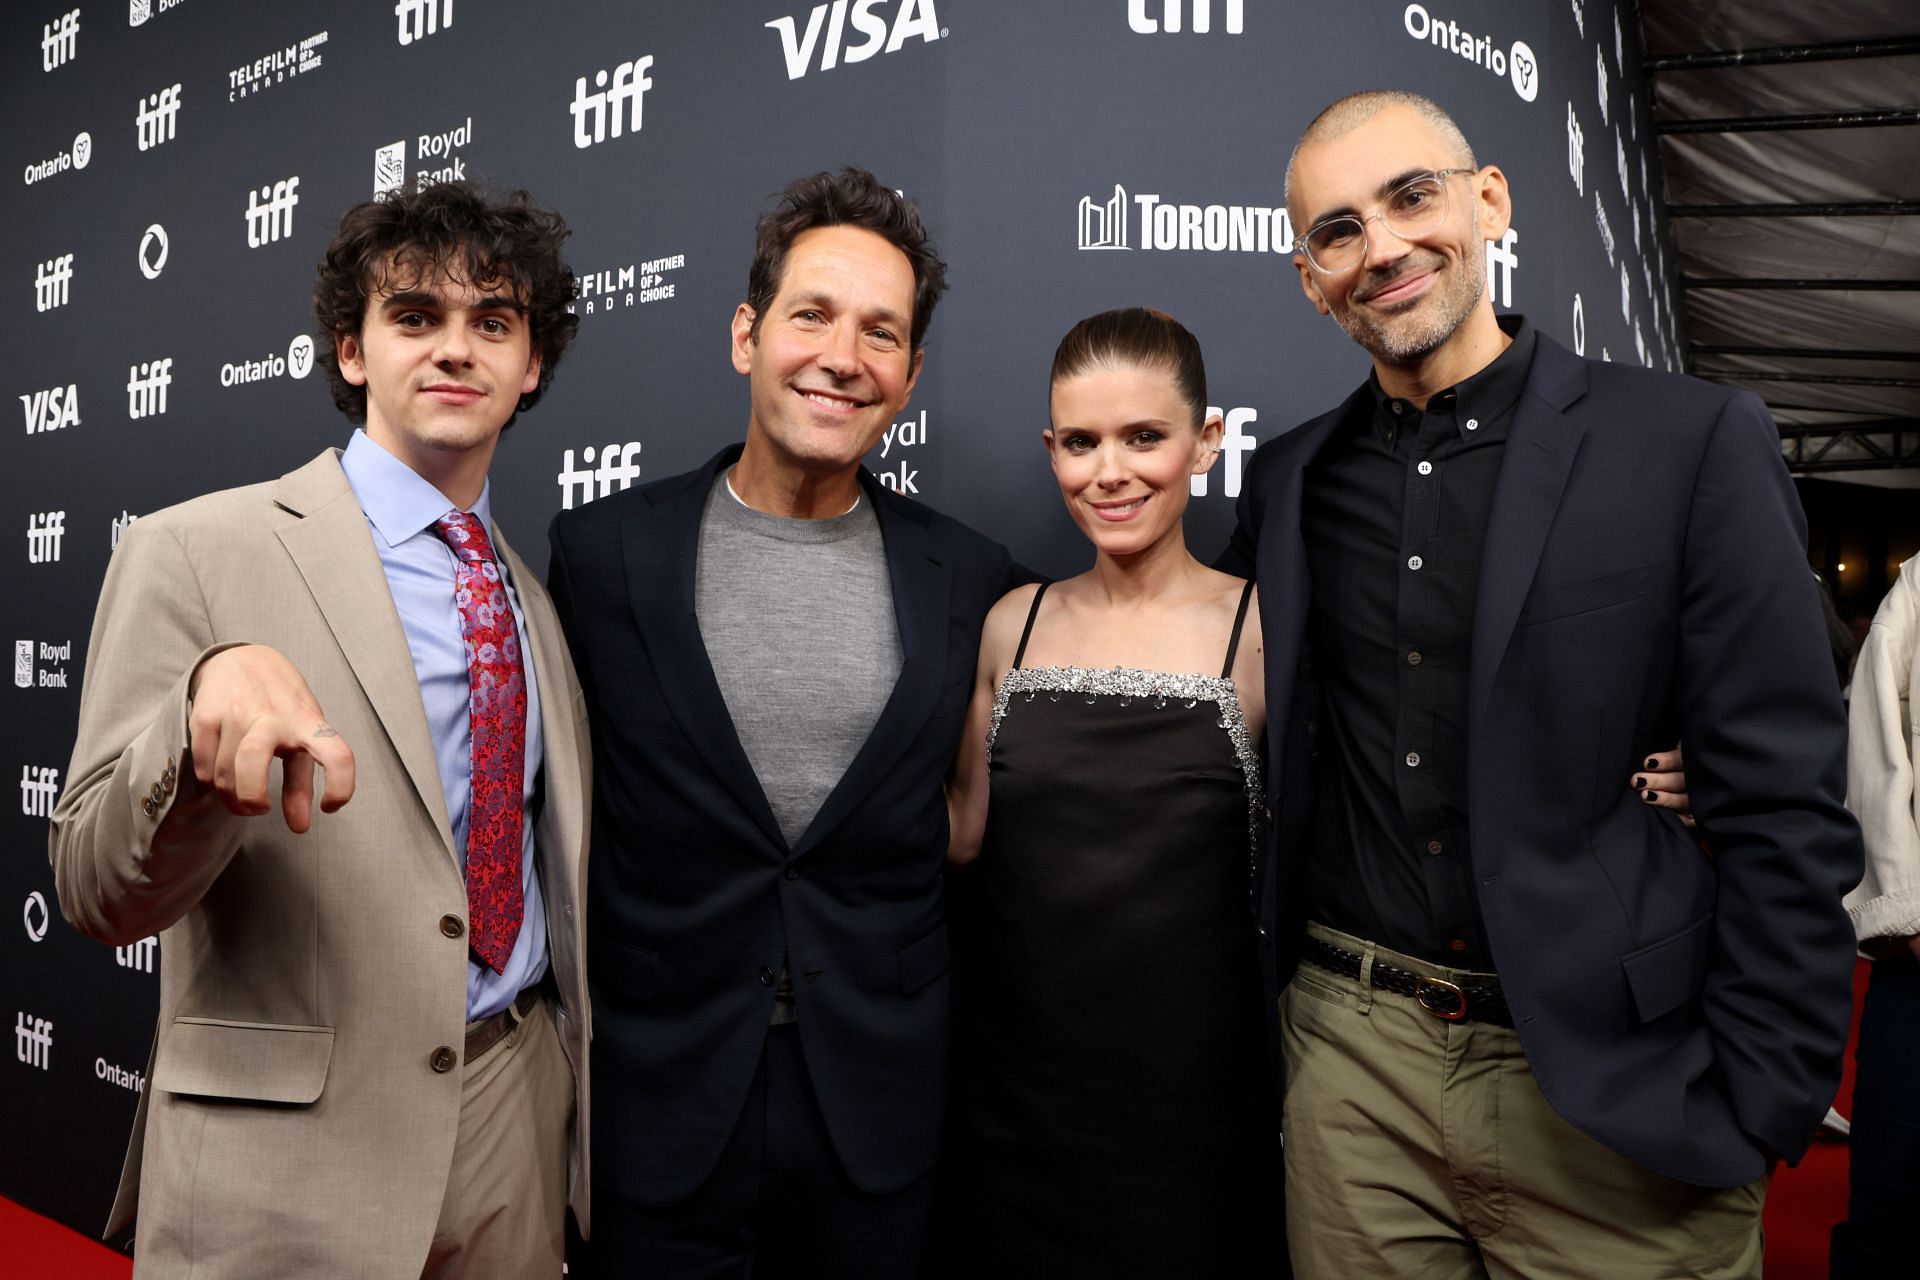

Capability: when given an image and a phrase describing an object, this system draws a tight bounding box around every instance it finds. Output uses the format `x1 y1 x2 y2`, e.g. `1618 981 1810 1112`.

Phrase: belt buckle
1414 975 1469 1022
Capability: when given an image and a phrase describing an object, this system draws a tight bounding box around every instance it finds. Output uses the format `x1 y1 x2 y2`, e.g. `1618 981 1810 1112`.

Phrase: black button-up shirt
1303 316 1537 970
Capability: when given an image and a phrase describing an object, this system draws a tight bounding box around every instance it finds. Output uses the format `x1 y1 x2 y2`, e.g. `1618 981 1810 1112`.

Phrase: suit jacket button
440 914 464 938
785 867 800 880
759 966 776 987
149 782 165 804
430 1046 457 1073
141 797 157 818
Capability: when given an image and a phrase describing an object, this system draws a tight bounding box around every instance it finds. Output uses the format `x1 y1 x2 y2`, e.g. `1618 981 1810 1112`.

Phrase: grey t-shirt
694 469 902 849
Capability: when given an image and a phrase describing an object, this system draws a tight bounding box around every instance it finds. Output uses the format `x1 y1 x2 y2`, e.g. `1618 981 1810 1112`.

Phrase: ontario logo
1403 4 1539 103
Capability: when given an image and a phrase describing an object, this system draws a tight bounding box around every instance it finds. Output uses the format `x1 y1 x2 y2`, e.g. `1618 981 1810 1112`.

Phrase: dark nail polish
1642 790 1659 802
1633 776 1647 789
1644 757 1658 770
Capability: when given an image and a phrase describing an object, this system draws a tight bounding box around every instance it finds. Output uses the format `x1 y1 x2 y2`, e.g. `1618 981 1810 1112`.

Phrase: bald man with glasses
1220 90 1861 1278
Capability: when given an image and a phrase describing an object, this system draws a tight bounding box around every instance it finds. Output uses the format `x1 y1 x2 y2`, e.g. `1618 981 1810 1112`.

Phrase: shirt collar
1364 314 1536 445
340 428 494 548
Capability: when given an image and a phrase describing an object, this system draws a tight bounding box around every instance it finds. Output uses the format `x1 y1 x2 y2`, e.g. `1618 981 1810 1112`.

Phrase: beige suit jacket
49 450 591 1278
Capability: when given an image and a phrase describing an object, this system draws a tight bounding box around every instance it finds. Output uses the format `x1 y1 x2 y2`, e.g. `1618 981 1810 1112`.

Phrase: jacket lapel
496 527 586 888
621 450 787 850
272 452 456 861
792 473 950 858
1467 334 1590 746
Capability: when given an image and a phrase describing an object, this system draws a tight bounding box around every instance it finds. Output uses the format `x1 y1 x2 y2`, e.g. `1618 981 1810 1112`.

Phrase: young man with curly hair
52 181 592 1278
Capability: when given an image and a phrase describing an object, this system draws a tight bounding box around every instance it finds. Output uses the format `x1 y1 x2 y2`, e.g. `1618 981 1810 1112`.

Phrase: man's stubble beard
1333 248 1485 367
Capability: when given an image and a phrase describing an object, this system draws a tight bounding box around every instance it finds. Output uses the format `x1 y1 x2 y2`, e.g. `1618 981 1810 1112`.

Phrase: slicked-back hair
312 181 579 427
1049 307 1208 429
746 167 947 353
1285 89 1477 219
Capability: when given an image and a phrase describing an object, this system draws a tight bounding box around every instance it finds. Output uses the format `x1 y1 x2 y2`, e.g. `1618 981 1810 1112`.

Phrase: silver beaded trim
988 665 1267 886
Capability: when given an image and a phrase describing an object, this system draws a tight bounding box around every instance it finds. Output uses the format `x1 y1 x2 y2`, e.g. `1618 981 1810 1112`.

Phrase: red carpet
4 963 1870 1278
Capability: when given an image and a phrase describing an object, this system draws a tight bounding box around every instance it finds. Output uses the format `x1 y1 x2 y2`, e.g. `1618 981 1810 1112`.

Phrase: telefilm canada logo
571 58 654 149
137 82 182 150
396 0 453 46
21 382 79 435
1402 4 1539 103
1128 0 1243 34
766 0 944 80
16 640 73 690
42 8 79 71
571 254 686 318
229 30 328 102
22 130 91 186
1077 184 1294 255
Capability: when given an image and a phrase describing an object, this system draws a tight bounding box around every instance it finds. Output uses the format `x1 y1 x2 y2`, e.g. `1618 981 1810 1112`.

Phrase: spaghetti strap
1011 582 1051 670
1220 581 1255 678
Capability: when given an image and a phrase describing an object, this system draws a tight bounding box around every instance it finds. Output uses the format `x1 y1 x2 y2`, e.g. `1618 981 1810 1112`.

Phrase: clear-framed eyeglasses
1295 168 1477 275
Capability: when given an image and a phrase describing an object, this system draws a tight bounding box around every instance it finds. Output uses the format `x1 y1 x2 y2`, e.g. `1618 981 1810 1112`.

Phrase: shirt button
1407 651 1423 667
430 1046 458 1073
1417 460 1433 476
440 914 464 938
1408 555 1424 571
759 966 776 987
1465 418 1480 431
1427 839 1444 855
1390 400 1404 415
1406 752 1422 768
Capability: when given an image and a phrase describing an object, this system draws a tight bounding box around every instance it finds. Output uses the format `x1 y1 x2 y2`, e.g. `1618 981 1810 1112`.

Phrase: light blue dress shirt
340 430 548 1022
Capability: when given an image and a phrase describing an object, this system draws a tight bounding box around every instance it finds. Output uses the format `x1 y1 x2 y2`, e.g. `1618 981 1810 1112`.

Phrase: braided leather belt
1302 935 1514 1028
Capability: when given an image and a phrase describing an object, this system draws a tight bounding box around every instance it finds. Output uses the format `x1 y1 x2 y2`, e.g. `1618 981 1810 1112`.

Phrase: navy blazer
549 445 1013 1206
1222 330 1862 1187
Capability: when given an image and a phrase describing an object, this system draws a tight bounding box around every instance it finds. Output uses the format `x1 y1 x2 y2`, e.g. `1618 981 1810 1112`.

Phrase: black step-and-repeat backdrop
5 0 1681 1238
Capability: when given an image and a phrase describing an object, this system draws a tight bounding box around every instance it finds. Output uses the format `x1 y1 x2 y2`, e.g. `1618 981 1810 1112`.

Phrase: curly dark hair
312 181 579 428
746 167 947 353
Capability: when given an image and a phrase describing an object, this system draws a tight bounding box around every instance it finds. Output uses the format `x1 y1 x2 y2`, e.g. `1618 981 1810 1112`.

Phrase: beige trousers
422 995 574 1278
1280 923 1765 1280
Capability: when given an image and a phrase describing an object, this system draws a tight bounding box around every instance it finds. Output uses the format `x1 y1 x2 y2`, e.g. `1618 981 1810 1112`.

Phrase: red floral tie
432 510 526 974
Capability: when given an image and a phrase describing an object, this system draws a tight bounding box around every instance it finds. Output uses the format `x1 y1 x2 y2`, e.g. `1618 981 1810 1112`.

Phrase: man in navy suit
549 168 1011 1276
1221 91 1862 1277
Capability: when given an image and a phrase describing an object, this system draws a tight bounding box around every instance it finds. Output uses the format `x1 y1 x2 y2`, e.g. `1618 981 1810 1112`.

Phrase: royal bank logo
130 0 188 26
220 335 314 388
137 82 182 150
139 223 169 279
571 57 653 149
229 30 328 102
1128 0 1242 34
396 0 453 46
571 253 686 318
556 442 643 510
111 510 139 549
21 383 79 435
374 141 407 198
15 1013 53 1070
245 176 301 247
128 358 173 419
1593 192 1615 266
18 640 72 690
1076 184 1293 254
871 409 929 494
22 131 91 186
34 254 75 310
379 117 474 195
116 936 156 973
1403 4 1538 103
42 8 79 71
20 765 60 817
23 891 50 943
767 0 943 81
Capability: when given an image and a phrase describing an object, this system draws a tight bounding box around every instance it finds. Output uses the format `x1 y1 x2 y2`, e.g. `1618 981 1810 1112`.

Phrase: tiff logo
1078 184 1130 250
245 177 300 247
117 936 157 972
21 383 79 434
27 512 66 564
137 82 182 150
128 358 173 419
1484 228 1519 308
571 58 653 149
15 1013 53 1070
396 0 452 45
20 765 60 817
36 254 74 311
43 8 79 70
768 0 943 80
1129 0 1243 34
1188 406 1258 498
111 510 139 549
1566 102 1584 195
557 442 643 509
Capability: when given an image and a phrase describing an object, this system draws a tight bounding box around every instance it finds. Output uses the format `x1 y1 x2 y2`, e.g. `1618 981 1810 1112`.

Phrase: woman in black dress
941 308 1277 1276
